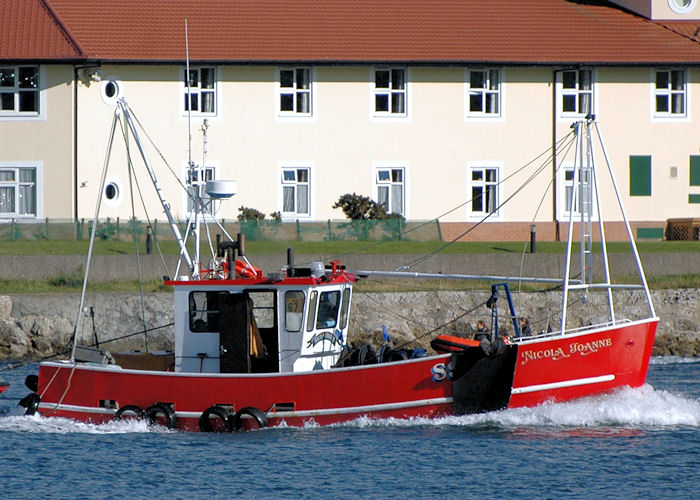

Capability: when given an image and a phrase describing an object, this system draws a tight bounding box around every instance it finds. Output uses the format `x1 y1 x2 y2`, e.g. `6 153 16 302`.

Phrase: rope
120 115 150 353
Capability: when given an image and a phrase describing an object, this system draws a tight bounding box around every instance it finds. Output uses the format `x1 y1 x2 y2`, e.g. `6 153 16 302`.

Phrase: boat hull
37 354 455 430
35 318 657 430
508 318 658 408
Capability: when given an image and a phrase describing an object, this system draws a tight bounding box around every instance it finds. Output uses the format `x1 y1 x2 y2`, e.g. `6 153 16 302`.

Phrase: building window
469 167 499 217
0 66 39 115
0 166 38 217
558 164 597 220
183 67 216 114
467 69 500 116
281 167 310 217
376 167 405 216
374 68 407 116
279 68 311 115
561 69 593 116
654 69 686 117
187 165 216 214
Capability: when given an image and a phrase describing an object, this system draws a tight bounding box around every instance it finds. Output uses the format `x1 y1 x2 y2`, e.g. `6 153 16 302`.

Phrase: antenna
185 19 193 168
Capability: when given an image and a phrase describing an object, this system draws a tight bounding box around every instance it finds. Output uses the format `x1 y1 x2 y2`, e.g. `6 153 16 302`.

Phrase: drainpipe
552 68 559 242
73 65 79 220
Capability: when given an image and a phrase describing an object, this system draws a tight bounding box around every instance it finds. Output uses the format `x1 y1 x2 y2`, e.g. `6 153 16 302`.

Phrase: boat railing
513 317 634 342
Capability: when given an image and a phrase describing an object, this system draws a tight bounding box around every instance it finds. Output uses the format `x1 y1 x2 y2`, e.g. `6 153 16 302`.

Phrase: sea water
0 358 698 499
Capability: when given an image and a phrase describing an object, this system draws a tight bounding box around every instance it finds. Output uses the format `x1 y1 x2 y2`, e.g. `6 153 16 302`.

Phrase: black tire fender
18 392 41 416
145 403 178 429
113 405 149 422
231 406 268 432
199 405 232 433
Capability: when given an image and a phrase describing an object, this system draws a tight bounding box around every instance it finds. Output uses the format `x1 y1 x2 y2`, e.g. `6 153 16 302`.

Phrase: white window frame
372 67 408 118
467 162 502 220
557 69 595 119
279 163 313 220
0 65 46 121
465 68 503 119
556 162 598 222
0 162 43 219
181 66 218 116
277 67 314 118
373 163 407 217
652 68 689 121
183 162 219 219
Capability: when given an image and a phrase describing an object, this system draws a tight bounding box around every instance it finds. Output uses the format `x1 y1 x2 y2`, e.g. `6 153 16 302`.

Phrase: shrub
237 207 266 221
333 193 388 220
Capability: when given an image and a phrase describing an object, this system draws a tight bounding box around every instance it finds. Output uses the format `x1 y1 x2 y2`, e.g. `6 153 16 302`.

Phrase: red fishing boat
23 103 658 431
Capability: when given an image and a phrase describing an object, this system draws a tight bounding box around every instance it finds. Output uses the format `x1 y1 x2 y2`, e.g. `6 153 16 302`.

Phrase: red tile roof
0 0 82 59
4 0 700 64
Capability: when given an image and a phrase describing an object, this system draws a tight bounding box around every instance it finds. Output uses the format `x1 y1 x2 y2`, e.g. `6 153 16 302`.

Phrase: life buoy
430 334 481 353
145 403 178 429
234 260 263 279
199 405 232 433
231 406 268 432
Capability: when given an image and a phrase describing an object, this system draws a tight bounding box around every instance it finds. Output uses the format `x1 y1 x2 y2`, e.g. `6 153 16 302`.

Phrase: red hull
35 319 657 430
37 354 454 430
508 318 658 408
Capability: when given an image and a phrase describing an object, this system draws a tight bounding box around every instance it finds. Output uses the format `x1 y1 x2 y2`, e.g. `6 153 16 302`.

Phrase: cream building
3 0 700 241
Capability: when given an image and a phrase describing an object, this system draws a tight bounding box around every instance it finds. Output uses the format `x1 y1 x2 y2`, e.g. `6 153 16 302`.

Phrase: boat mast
116 99 193 271
185 19 202 278
561 117 656 335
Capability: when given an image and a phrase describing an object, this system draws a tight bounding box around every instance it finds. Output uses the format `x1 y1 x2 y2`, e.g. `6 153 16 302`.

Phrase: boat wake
0 412 169 434
336 384 700 431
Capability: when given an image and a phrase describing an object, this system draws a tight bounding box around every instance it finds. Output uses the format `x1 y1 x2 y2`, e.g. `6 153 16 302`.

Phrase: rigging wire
398 130 578 271
120 114 150 352
303 130 578 269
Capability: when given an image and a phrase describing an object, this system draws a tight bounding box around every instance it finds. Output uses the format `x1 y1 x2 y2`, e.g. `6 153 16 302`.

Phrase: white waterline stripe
511 374 615 395
39 397 454 420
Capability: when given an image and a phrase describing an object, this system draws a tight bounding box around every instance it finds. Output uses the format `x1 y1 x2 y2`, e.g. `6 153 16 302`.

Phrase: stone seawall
0 288 697 361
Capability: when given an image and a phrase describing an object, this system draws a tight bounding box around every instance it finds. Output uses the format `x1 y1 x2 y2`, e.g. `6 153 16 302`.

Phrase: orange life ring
235 259 262 278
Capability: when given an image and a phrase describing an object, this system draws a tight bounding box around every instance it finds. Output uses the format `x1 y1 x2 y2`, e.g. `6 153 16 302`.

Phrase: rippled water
0 358 698 499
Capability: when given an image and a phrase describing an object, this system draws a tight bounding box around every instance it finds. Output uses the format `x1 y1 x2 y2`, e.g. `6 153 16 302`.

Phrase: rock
0 296 11 319
0 289 698 360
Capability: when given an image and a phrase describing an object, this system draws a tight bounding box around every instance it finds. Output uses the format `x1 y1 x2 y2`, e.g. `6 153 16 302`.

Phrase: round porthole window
669 0 697 14
103 177 123 207
100 78 122 105
105 182 118 200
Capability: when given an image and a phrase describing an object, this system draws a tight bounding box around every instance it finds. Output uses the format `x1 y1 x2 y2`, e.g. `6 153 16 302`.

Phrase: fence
0 218 443 242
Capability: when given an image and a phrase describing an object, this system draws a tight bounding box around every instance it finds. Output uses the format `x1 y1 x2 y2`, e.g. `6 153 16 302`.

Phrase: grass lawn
0 238 696 294
0 238 697 256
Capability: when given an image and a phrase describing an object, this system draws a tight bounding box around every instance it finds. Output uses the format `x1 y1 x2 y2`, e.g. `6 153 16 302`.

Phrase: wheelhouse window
467 69 500 116
281 167 310 218
285 291 305 332
655 69 686 117
376 167 405 216
560 69 593 116
306 290 318 332
374 68 407 116
469 166 498 217
316 290 341 329
183 67 216 114
0 166 38 217
189 291 224 332
0 66 39 115
278 68 311 115
338 288 351 330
